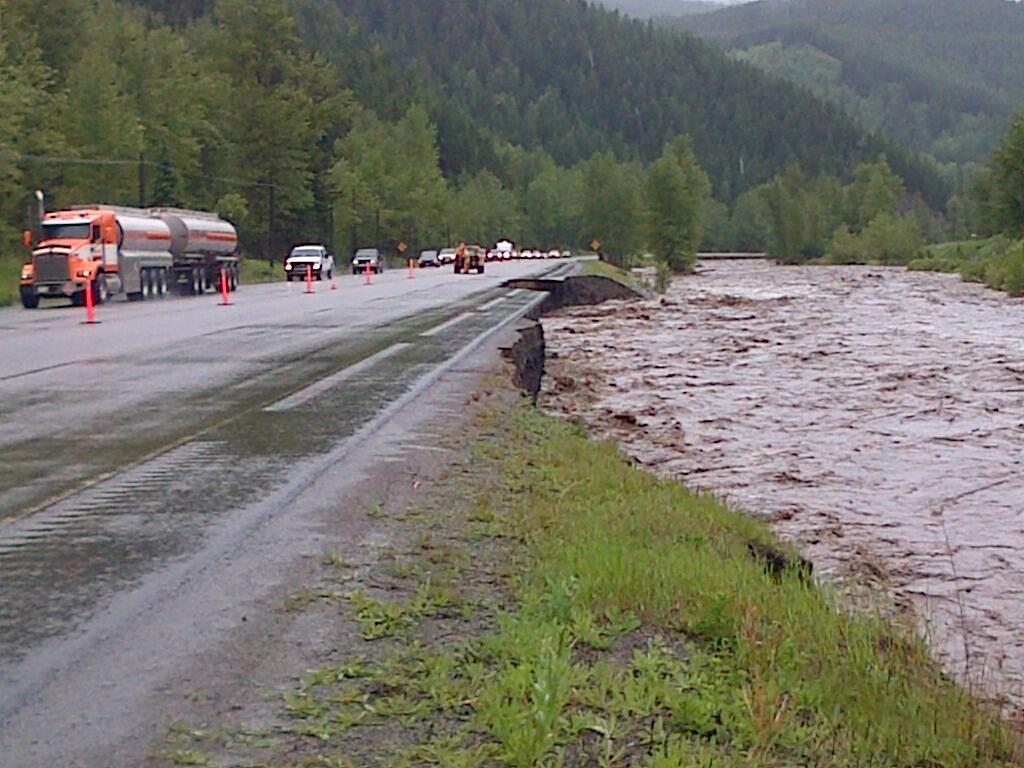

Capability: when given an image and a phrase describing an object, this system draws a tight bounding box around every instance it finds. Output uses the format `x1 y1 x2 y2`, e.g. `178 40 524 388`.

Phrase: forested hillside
291 0 944 205
597 0 725 17
669 0 1024 174
1 0 946 274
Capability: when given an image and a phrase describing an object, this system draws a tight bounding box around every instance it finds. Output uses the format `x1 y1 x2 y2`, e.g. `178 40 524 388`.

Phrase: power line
0 149 279 190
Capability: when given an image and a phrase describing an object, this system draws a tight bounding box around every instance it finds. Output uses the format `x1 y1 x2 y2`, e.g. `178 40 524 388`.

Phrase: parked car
352 248 384 274
418 249 440 267
548 249 562 259
285 244 334 281
438 247 457 265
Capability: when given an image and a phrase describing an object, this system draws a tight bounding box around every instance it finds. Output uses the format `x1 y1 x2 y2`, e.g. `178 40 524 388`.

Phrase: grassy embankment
238 257 284 285
909 237 1024 298
0 257 21 307
191 403 1019 767
582 256 667 292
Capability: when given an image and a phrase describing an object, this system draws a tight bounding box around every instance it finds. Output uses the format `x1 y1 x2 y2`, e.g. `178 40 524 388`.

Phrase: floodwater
541 261 1024 712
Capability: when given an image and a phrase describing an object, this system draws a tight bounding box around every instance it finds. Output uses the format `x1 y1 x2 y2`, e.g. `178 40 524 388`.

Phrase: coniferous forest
1 0 955 273
4 0 1024 296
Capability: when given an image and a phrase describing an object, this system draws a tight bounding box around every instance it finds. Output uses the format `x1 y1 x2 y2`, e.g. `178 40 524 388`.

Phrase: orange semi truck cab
20 205 239 309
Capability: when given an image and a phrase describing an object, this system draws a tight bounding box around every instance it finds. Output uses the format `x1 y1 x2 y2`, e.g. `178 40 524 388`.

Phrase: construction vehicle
454 244 485 275
19 205 239 309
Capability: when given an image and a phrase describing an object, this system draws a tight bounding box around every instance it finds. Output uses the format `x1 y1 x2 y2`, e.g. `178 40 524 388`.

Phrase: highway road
0 258 570 766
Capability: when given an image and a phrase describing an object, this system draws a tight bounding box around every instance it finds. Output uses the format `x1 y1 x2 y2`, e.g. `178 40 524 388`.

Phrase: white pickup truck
285 245 334 281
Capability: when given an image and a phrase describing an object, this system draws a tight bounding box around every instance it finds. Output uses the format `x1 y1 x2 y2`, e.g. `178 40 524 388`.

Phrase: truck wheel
229 266 238 291
191 268 203 295
95 275 109 305
141 270 152 300
21 292 38 309
157 269 167 298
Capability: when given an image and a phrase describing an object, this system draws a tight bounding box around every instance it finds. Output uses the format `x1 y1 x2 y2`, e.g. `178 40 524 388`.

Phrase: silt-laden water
541 261 1024 712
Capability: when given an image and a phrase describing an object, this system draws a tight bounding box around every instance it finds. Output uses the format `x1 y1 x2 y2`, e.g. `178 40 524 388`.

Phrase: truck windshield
355 250 377 257
41 222 90 241
290 249 321 257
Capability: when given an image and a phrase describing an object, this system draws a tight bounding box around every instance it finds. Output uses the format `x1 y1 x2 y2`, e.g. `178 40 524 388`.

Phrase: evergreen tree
846 157 906 230
331 106 448 253
447 171 522 246
644 137 710 272
0 0 62 246
581 153 642 265
986 111 1024 238
60 37 142 204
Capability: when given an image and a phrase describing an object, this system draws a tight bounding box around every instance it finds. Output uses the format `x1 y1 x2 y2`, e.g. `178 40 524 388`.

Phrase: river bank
151 368 1019 766
541 259 1024 717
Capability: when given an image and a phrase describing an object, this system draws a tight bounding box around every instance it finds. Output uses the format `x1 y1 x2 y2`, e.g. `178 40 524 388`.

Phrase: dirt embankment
501 274 644 401
540 260 1024 715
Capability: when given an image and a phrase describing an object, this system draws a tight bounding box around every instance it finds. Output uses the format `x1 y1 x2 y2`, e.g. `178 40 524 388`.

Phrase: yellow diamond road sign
590 239 602 252
397 241 408 253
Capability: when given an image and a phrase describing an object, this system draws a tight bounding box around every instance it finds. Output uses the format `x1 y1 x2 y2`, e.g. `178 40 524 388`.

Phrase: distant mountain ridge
668 0 1024 169
596 0 731 17
289 0 945 203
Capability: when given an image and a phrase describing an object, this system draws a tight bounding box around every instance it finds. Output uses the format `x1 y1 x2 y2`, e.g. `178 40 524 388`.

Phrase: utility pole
327 198 334 255
138 152 146 207
267 184 276 266
350 189 357 257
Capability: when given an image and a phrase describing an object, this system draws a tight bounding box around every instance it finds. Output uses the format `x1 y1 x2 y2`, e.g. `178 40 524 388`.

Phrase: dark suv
352 248 384 275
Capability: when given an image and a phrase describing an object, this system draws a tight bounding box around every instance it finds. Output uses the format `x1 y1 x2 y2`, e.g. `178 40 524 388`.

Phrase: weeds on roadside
276 404 1021 767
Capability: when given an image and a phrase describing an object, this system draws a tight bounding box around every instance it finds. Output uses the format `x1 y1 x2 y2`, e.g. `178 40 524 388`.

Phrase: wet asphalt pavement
542 260 1024 714
0 259 569 765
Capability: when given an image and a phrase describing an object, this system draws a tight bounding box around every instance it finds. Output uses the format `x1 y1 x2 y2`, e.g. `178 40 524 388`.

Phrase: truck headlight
285 263 292 270
20 266 32 280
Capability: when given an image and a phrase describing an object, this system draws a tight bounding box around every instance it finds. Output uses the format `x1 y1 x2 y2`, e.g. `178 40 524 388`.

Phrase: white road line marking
420 312 473 338
477 296 507 311
264 343 412 412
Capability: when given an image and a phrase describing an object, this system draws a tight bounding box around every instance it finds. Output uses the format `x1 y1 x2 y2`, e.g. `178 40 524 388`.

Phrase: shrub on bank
823 213 922 265
909 236 1024 297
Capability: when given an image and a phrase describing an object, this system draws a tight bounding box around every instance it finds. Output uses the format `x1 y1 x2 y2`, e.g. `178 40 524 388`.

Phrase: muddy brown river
541 261 1024 713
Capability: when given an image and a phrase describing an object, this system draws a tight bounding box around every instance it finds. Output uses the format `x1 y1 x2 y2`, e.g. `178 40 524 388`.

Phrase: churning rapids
541 260 1024 713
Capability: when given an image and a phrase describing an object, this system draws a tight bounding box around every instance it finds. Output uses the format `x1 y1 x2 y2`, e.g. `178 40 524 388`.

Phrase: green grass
282 405 1020 767
0 256 22 307
909 237 1024 298
582 257 664 292
238 257 285 285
